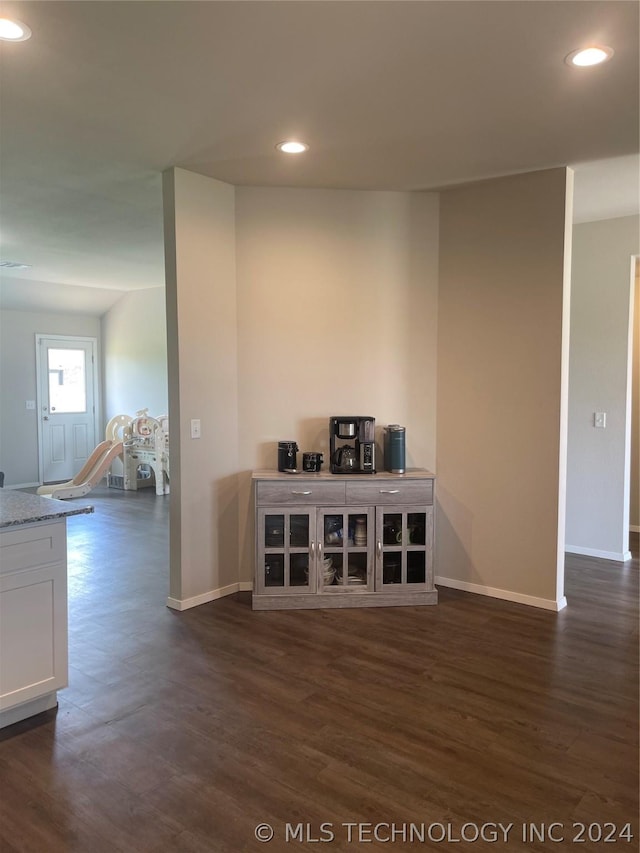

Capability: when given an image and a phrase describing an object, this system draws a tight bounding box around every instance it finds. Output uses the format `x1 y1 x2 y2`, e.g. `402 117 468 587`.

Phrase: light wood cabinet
252 470 437 610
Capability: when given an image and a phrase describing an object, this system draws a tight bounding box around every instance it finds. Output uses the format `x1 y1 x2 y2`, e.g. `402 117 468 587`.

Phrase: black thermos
384 425 406 473
277 441 299 471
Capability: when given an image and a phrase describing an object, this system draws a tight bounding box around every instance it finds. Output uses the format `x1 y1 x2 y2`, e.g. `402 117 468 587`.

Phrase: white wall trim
167 582 244 611
435 575 567 612
630 525 640 534
239 581 253 592
5 482 40 490
565 545 632 562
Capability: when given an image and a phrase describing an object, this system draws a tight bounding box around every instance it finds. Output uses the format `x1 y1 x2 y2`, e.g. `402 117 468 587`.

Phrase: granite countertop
0 489 94 528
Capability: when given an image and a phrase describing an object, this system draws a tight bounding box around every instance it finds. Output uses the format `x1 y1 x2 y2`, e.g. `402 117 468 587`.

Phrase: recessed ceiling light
565 45 614 67
0 18 32 41
276 141 309 154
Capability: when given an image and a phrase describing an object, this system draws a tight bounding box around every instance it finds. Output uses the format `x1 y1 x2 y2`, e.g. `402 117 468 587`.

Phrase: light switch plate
594 412 606 429
25 400 35 410
190 418 201 439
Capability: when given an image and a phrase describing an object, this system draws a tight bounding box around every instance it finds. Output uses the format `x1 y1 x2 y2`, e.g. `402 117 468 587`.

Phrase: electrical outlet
190 418 201 439
594 412 606 429
25 400 35 410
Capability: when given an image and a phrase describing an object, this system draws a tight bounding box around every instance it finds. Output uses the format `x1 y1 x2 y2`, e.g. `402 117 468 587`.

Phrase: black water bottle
384 425 406 473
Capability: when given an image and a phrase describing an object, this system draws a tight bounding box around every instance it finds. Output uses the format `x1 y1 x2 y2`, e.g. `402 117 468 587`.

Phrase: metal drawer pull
379 489 400 494
310 541 315 557
291 490 312 495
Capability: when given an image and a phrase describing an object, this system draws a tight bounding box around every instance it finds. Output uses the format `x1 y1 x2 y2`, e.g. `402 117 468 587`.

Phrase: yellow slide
37 440 124 500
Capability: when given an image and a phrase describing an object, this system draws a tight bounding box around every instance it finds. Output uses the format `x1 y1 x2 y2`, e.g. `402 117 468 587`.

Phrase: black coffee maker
330 416 376 474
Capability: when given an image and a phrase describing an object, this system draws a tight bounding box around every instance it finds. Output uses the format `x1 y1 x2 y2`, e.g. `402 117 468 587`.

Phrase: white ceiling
0 0 638 317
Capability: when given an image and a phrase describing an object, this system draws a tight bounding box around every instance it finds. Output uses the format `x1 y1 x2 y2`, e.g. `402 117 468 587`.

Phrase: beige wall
566 216 639 557
163 168 239 606
0 309 101 487
163 176 439 601
101 288 168 424
235 187 439 582
163 167 572 609
436 169 572 609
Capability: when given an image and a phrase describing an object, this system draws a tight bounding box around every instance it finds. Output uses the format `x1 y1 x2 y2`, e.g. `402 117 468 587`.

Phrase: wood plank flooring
0 486 637 852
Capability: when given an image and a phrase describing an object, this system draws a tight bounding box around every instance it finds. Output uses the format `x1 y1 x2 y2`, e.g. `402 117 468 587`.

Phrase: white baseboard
435 575 567 612
5 482 40 490
173 577 567 612
565 545 632 562
630 525 640 534
167 582 244 611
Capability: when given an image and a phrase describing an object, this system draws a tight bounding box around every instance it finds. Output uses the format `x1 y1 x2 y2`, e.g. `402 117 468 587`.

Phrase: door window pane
48 349 86 413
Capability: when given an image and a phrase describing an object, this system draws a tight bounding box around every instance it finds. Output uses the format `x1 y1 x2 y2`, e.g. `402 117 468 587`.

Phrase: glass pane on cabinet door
264 514 284 548
407 552 426 584
349 514 368 548
324 514 343 548
344 553 367 587
382 552 402 585
290 514 309 548
264 555 285 587
320 552 337 588
329 553 344 586
290 553 309 587
407 512 426 546
382 513 402 546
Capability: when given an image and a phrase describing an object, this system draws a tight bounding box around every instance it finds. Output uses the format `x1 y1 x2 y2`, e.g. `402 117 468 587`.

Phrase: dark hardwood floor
1 487 637 852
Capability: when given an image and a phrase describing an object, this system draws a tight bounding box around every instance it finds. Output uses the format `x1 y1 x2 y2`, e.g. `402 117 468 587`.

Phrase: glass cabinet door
318 508 374 591
258 508 315 594
376 506 433 590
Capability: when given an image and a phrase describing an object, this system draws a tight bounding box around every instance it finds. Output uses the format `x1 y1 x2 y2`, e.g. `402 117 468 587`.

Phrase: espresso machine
330 416 376 474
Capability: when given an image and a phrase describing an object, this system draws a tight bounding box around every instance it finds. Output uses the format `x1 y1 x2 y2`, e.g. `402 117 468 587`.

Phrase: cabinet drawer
0 522 66 574
346 479 433 506
256 480 346 506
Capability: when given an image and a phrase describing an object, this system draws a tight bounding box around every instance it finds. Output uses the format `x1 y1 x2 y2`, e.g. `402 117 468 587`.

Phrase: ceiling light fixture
0 17 32 41
565 45 614 67
276 140 309 154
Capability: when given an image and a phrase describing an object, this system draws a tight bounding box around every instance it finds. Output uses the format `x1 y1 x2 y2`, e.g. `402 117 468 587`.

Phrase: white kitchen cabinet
0 492 93 729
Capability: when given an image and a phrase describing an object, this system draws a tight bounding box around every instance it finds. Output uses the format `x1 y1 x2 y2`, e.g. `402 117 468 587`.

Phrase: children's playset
37 410 169 500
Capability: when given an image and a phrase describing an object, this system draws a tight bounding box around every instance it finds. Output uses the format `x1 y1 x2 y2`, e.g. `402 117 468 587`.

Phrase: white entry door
36 336 99 484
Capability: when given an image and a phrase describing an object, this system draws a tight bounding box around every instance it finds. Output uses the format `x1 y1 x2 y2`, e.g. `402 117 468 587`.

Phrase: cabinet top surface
0 490 94 529
252 468 435 482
